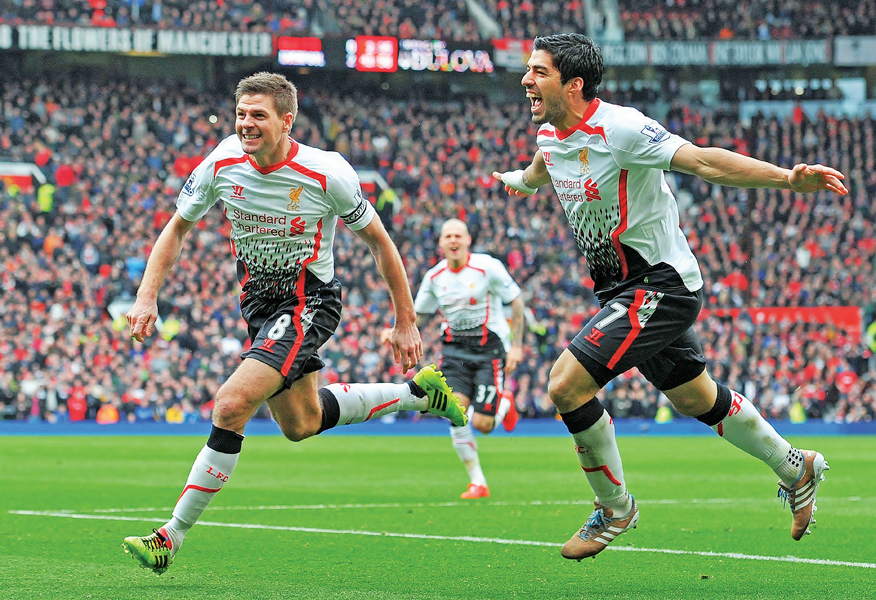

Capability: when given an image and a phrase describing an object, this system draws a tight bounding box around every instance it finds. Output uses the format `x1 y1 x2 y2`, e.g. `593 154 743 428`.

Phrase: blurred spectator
165 402 184 424
618 0 876 41
96 400 120 424
133 396 155 421
4 0 874 41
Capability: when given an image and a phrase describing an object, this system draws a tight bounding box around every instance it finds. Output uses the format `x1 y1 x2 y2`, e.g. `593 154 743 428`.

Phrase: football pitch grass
2 434 873 600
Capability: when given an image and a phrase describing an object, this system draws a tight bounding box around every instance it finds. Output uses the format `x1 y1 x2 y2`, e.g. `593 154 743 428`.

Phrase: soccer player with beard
493 34 847 560
121 72 466 574
409 218 525 499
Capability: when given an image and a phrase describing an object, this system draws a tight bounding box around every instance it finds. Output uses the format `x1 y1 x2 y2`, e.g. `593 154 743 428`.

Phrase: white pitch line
9 510 875 570
84 495 865 514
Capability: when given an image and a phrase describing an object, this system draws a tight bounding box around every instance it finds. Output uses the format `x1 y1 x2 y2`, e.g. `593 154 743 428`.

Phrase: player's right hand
389 322 422 374
126 298 159 342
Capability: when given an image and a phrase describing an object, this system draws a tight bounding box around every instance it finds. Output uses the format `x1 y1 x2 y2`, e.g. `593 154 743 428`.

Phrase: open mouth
242 133 261 140
526 91 543 112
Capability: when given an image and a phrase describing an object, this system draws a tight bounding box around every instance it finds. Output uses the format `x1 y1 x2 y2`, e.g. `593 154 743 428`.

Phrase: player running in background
493 33 846 560
122 72 466 575
409 218 525 499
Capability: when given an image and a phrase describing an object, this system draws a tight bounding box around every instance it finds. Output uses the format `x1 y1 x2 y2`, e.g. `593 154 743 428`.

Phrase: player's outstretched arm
670 144 848 195
505 295 526 374
127 212 197 342
354 217 423 372
492 150 553 197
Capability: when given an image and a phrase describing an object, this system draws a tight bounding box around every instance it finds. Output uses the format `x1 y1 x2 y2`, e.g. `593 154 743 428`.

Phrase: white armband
500 170 539 195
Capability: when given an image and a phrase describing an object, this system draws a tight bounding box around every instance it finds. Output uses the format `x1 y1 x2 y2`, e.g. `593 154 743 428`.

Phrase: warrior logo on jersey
230 185 246 200
578 148 590 175
287 186 303 211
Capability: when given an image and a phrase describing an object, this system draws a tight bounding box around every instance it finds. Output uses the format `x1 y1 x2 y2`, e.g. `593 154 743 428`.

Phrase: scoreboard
277 35 494 74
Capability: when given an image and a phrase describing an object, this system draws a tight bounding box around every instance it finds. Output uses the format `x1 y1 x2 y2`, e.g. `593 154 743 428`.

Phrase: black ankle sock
408 380 426 398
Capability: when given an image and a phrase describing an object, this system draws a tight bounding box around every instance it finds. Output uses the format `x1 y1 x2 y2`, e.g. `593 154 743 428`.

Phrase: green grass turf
1 434 873 600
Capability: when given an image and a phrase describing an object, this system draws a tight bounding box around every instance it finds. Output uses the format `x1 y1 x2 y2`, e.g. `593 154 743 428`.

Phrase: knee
472 418 493 435
211 397 248 432
548 372 598 413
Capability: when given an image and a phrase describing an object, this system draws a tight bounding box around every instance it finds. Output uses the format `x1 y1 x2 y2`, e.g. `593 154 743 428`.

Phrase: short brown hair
235 72 298 121
441 218 470 237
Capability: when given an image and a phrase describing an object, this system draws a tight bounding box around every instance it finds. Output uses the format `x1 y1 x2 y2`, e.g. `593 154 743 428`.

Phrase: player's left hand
505 345 523 374
788 163 848 195
389 322 422 373
126 297 159 343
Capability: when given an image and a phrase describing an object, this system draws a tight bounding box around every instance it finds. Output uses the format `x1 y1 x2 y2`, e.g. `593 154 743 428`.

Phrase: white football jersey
177 135 376 300
415 253 521 352
537 98 703 296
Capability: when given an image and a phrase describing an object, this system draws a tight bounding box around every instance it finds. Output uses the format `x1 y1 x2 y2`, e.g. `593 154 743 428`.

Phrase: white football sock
712 389 800 486
164 444 239 554
450 422 487 486
324 382 426 425
492 392 511 432
570 411 631 514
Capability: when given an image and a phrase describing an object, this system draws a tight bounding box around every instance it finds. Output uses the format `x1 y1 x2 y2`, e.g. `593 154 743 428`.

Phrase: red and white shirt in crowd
177 134 376 300
536 98 703 298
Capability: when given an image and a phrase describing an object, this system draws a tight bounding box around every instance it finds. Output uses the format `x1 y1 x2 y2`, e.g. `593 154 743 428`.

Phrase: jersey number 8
268 314 293 340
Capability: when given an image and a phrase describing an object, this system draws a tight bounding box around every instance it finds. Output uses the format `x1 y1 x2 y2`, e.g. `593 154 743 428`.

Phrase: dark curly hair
532 33 603 101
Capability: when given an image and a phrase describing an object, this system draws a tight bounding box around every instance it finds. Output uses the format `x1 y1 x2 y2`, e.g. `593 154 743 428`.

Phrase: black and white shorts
240 278 342 389
568 285 707 392
440 351 505 417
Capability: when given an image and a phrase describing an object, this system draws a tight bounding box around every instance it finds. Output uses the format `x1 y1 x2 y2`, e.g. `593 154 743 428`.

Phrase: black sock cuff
207 424 244 454
560 400 605 435
696 382 732 427
407 380 426 398
317 387 341 434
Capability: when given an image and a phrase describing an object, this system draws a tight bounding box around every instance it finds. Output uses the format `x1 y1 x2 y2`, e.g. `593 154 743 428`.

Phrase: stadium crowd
1 73 874 426
3 0 876 42
618 0 876 41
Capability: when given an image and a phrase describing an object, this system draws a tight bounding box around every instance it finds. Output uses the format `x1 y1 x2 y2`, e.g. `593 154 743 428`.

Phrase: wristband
501 170 539 195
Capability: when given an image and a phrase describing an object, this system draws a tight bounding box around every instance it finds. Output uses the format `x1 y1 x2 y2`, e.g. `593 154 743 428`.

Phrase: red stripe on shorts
280 220 324 376
607 288 646 370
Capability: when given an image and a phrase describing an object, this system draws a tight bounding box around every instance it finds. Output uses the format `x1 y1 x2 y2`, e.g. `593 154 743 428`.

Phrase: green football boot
414 364 467 427
122 528 173 575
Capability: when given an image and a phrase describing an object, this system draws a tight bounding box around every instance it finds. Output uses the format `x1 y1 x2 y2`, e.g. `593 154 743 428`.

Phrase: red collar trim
247 138 299 174
555 99 603 141
448 255 469 273
580 98 600 122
